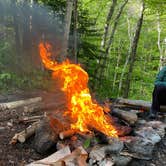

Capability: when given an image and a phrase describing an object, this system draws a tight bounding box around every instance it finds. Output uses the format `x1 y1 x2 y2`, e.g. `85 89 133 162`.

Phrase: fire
39 42 117 137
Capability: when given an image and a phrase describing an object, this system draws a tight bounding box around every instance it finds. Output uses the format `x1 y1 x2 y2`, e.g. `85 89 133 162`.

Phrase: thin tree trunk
73 0 78 63
101 0 117 49
118 17 133 96
62 0 74 61
157 12 164 70
12 0 21 57
98 0 128 84
123 2 145 98
112 40 121 91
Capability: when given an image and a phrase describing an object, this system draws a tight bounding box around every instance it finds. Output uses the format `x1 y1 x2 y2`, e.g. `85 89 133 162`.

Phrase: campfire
1 43 165 165
39 42 117 138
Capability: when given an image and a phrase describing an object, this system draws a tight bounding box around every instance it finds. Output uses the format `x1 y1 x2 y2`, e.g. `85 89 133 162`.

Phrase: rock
0 126 5 132
123 136 154 160
135 127 161 145
7 122 13 127
89 145 105 161
145 121 166 138
89 138 124 162
99 158 114 166
112 155 132 166
33 119 58 154
107 138 124 153
137 119 147 125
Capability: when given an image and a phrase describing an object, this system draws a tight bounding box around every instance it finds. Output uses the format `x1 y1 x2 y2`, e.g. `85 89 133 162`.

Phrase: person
149 65 166 119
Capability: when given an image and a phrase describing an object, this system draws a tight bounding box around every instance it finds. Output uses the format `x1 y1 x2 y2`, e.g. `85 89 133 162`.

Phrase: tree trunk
123 2 145 98
73 0 78 63
112 40 121 91
157 12 164 70
118 17 133 96
62 0 74 61
12 0 22 57
101 0 117 49
98 0 128 84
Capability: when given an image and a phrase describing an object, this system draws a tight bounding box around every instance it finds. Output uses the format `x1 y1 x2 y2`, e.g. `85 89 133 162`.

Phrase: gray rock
145 121 166 138
99 158 114 166
112 155 132 166
107 138 124 153
33 119 57 154
89 139 124 162
0 126 5 132
89 145 105 161
135 127 161 145
123 136 154 160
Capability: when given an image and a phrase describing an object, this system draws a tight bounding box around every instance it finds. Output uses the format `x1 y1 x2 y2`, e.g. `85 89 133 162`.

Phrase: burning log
59 129 77 140
114 98 166 112
112 108 138 125
0 97 42 111
10 121 40 144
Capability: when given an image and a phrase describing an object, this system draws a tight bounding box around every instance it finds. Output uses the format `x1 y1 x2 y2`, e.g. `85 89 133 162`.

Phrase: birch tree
124 1 145 98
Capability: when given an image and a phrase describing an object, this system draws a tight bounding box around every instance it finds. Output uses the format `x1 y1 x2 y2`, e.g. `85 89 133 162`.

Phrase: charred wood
59 129 77 140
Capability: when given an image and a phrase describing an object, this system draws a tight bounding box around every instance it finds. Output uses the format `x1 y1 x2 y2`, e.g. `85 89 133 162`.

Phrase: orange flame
39 42 117 137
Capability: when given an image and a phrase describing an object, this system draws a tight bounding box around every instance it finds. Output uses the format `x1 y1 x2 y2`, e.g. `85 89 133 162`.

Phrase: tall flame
39 42 117 137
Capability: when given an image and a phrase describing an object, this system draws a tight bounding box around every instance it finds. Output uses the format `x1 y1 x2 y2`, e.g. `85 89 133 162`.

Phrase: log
114 98 166 112
27 146 87 166
10 121 41 144
19 115 45 123
59 129 77 140
0 97 42 111
27 146 71 166
112 108 138 125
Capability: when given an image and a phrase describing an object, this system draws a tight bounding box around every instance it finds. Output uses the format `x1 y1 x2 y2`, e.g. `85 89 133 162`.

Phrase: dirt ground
0 91 166 166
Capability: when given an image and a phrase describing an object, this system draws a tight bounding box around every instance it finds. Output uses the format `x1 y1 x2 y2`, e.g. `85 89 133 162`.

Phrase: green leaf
83 138 91 149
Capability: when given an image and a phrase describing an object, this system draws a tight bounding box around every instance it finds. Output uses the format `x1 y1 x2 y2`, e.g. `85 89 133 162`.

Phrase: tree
63 0 74 60
123 1 145 98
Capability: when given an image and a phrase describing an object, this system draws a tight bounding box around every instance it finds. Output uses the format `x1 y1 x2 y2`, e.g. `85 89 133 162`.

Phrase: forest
0 0 166 101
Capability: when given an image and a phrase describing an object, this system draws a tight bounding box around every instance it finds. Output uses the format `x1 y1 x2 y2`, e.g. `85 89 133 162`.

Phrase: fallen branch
19 115 45 123
114 98 166 112
0 97 42 111
59 129 77 140
10 121 41 144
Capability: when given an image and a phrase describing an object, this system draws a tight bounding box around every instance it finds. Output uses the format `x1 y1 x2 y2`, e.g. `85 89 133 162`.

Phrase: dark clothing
151 85 166 114
151 66 166 115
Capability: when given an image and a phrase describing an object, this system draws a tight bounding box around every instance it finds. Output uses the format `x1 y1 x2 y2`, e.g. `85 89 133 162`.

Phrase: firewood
10 121 41 144
0 97 42 111
112 108 138 125
114 98 166 112
19 115 45 123
59 129 77 140
27 146 71 166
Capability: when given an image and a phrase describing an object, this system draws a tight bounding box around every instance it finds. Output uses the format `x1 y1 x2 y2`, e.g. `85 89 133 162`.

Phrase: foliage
0 0 166 101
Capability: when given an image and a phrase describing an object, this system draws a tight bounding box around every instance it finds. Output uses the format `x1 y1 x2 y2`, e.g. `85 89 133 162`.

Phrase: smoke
0 0 65 71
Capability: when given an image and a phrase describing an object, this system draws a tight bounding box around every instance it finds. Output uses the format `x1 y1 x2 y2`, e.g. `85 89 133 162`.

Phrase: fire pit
0 42 166 165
